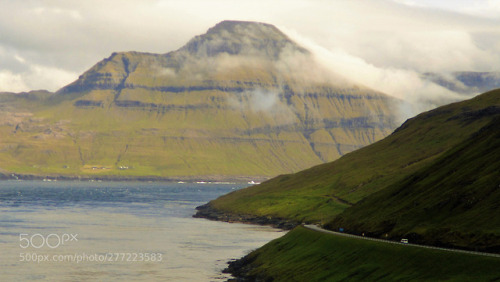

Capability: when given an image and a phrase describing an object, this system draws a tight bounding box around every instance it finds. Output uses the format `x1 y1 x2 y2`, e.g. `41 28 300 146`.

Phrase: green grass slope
327 115 500 252
227 226 500 282
207 90 500 224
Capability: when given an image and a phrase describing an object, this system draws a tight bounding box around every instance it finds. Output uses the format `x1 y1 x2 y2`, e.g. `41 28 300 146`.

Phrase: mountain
422 71 500 95
0 21 397 180
199 89 500 251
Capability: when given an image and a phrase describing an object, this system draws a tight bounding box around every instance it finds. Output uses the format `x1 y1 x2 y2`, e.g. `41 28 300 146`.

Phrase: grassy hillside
0 84 394 179
327 115 500 252
206 90 500 224
227 226 500 281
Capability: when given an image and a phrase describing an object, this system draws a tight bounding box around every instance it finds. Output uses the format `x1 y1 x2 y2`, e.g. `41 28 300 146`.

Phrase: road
303 224 500 258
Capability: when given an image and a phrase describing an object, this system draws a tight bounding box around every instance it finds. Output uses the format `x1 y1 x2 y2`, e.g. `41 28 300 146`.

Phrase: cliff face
0 21 398 179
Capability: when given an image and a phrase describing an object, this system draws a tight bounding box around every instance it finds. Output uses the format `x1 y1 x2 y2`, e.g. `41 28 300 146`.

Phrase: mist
281 28 482 122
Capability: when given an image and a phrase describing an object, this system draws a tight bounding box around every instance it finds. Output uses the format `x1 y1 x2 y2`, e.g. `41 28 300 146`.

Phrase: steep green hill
327 114 500 252
203 89 500 229
226 226 500 281
0 21 396 180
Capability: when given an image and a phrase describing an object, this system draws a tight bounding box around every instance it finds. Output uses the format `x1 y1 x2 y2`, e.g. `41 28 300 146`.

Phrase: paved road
303 224 500 258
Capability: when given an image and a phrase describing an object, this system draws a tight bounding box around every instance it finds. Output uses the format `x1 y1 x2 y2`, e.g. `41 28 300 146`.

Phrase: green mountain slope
0 21 397 180
226 226 500 281
327 114 500 252
203 89 500 227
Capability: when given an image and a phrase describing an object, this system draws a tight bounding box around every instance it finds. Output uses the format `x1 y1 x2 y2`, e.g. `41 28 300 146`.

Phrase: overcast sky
1 0 500 106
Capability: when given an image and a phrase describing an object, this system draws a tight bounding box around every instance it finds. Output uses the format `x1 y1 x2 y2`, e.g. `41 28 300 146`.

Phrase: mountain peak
179 20 308 59
206 20 283 36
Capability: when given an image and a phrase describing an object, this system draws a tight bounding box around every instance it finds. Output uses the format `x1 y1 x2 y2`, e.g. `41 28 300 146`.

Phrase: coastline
0 172 269 184
193 203 299 230
223 255 263 282
193 203 299 281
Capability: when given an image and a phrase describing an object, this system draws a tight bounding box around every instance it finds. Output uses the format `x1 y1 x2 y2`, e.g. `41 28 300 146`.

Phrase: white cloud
249 89 279 112
14 55 26 64
394 0 500 19
31 6 83 20
0 53 78 92
24 65 79 92
283 27 470 121
0 70 29 93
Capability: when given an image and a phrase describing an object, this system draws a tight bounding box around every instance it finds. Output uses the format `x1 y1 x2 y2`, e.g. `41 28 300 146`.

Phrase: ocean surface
0 181 284 281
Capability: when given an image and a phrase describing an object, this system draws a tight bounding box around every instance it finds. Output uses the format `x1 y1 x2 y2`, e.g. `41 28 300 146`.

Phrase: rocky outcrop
74 100 103 107
194 203 299 230
223 255 262 282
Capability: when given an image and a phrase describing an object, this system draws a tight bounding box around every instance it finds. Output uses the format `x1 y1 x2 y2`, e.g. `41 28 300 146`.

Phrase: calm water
0 181 284 281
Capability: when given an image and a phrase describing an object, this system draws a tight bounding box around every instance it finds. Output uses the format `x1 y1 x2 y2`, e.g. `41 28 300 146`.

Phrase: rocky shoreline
223 255 264 282
193 203 299 230
193 203 300 281
0 172 268 184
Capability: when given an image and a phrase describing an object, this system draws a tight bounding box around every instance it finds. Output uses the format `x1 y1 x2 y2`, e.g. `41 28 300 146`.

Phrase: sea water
0 181 284 281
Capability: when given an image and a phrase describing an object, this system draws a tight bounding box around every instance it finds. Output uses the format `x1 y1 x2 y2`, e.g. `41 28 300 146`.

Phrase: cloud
394 0 500 19
153 64 177 78
228 88 280 112
24 65 79 92
31 6 83 21
0 49 78 92
0 70 28 93
226 86 296 124
248 89 279 112
281 27 470 121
